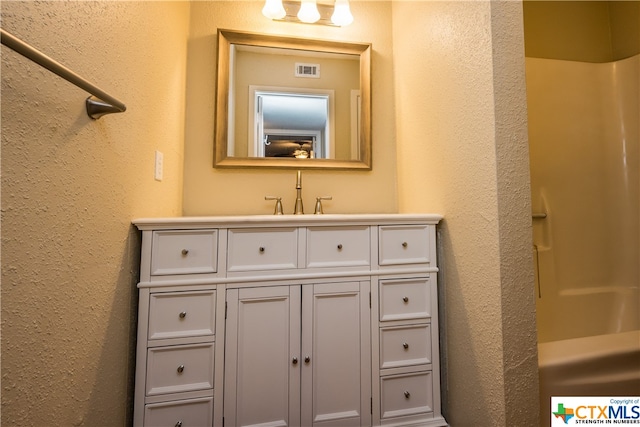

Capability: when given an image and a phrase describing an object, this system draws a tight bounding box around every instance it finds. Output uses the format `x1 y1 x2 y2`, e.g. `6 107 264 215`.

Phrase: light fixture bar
276 1 339 26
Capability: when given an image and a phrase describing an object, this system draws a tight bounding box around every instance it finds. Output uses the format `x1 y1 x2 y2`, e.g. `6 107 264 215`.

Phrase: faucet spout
294 170 304 215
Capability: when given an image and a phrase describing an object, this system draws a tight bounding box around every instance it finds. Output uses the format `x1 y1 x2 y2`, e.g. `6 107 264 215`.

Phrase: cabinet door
301 281 371 427
224 286 301 427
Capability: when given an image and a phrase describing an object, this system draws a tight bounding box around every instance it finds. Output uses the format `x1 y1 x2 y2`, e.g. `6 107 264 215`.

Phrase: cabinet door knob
337 244 343 250
304 356 311 364
177 364 185 373
181 249 189 256
175 422 183 427
403 342 409 349
404 391 411 399
259 246 265 253
179 311 187 319
403 296 409 303
292 357 298 365
402 242 408 248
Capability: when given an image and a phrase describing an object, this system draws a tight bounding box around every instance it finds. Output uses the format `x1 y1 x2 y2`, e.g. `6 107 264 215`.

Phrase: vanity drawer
146 343 214 396
144 397 213 427
380 277 431 322
379 225 431 266
380 371 434 420
306 226 370 268
148 290 216 340
380 324 432 369
227 228 298 272
151 230 218 276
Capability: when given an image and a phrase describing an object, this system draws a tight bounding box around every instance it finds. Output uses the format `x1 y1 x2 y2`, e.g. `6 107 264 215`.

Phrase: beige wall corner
394 0 538 425
491 1 540 425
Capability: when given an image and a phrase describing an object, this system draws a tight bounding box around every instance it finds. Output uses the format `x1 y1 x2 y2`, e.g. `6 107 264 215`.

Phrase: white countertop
132 213 443 230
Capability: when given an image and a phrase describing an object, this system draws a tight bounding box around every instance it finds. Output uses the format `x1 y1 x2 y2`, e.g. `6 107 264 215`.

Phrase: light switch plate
154 151 163 181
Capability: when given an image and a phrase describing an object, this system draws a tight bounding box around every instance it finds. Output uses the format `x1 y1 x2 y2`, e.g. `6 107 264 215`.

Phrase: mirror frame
214 29 372 170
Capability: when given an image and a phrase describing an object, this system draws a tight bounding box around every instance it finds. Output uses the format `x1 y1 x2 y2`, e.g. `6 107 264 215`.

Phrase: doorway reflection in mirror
253 90 331 158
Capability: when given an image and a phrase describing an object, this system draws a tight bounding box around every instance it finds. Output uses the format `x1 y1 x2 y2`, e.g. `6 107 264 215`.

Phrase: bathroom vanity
132 214 447 427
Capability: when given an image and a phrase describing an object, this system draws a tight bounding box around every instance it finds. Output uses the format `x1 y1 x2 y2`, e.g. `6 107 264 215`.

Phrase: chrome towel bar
1 28 126 119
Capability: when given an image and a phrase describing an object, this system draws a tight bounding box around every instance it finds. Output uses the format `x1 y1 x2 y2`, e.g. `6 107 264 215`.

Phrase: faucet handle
265 196 284 215
314 196 332 215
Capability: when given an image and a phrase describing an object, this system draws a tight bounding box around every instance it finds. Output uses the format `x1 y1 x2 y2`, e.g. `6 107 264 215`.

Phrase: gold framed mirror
214 29 371 170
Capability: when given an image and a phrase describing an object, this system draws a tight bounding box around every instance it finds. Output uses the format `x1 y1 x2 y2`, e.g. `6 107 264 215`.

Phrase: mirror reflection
214 30 371 170
255 91 330 158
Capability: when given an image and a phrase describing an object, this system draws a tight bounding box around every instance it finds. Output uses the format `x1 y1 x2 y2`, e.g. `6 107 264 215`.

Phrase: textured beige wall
182 1 398 216
393 1 538 425
1 1 541 426
491 3 539 425
1 1 189 425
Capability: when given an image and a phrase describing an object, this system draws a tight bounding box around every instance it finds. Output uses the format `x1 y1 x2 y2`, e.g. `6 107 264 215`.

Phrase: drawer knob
179 311 187 319
403 342 409 349
259 246 265 253
175 422 183 427
337 244 343 250
403 296 409 303
402 241 408 248
181 249 189 256
292 357 298 365
177 364 185 373
404 391 411 399
304 356 311 364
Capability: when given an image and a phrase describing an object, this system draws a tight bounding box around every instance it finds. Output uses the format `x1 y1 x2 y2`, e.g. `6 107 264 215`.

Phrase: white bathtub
538 330 640 426
536 285 639 343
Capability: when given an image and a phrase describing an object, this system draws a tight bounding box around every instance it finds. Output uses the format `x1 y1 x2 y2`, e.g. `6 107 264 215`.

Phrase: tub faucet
294 170 304 215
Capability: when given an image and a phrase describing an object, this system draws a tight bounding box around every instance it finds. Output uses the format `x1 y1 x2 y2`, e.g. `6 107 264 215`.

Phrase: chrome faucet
294 170 304 215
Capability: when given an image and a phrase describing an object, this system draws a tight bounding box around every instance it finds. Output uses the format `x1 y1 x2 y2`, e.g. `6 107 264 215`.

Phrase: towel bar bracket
1 28 126 120
86 97 126 120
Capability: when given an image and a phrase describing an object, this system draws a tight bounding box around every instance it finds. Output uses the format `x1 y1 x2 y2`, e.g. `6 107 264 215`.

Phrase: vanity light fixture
262 0 286 19
331 0 353 26
262 0 354 27
298 0 321 23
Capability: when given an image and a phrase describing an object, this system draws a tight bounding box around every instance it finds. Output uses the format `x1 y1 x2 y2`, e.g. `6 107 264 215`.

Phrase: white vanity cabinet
133 215 446 427
224 281 370 427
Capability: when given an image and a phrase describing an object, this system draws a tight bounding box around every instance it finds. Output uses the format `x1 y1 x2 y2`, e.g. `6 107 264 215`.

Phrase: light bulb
297 0 320 23
262 0 286 19
331 0 353 26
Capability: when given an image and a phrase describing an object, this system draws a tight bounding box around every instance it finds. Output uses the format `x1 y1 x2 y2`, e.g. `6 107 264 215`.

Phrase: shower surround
527 54 640 425
528 54 639 343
